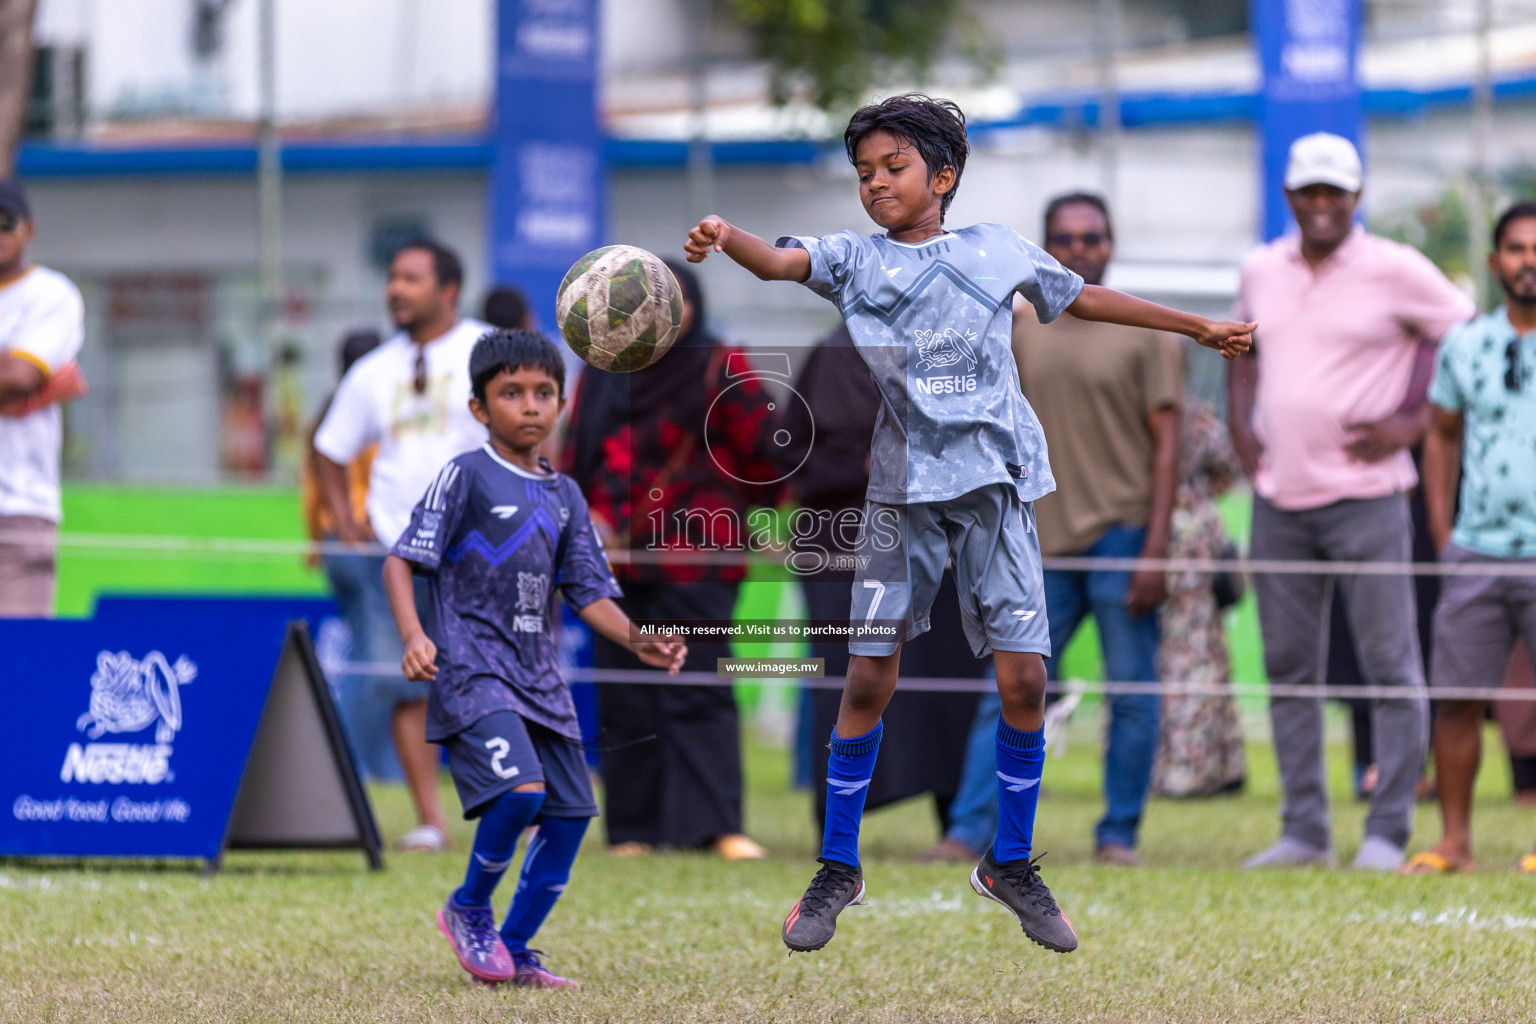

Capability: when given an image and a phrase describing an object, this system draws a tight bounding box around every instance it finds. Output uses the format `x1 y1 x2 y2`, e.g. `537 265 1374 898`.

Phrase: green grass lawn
6 723 1535 1024
32 486 1521 1021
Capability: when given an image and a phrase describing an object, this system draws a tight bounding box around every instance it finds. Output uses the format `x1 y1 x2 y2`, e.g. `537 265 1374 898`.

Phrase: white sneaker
1243 837 1335 869
1352 835 1406 871
400 824 447 852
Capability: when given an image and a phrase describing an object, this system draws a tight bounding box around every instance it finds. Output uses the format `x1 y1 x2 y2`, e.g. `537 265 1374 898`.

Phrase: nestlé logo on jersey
913 328 978 395
60 651 197 785
514 572 550 633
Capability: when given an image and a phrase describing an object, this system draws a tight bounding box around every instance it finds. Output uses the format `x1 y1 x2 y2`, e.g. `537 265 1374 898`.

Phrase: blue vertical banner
1252 0 1363 240
491 0 605 333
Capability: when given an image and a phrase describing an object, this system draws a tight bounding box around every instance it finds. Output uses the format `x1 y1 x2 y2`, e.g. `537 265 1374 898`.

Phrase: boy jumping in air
384 329 686 987
685 94 1252 954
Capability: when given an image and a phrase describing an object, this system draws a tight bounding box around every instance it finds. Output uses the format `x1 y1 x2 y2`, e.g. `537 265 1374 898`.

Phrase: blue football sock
992 719 1046 863
500 815 588 952
456 789 545 907
820 721 883 867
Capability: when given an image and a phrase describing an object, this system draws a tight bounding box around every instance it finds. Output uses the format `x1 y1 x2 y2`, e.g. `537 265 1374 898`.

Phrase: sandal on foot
1398 851 1460 875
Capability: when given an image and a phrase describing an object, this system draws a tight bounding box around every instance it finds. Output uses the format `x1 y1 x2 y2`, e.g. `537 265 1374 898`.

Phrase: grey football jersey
777 224 1082 504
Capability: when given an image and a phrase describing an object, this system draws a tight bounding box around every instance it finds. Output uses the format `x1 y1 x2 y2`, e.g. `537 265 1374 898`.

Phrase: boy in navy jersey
384 329 685 988
686 94 1253 955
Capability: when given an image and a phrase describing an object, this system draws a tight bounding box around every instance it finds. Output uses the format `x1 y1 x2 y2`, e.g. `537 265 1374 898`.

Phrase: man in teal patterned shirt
1404 200 1536 875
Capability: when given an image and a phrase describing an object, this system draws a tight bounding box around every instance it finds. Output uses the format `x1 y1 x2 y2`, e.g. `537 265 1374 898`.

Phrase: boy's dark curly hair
844 94 970 219
470 328 566 402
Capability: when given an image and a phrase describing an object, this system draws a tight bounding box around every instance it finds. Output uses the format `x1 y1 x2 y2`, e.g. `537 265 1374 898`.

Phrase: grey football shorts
1430 543 1536 692
848 483 1051 659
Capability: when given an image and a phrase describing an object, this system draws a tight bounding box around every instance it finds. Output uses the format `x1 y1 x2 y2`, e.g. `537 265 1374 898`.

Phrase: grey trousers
1251 493 1428 850
0 515 57 618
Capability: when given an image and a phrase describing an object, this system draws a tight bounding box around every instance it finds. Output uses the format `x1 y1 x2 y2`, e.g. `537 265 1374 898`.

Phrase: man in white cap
0 179 85 617
1228 133 1473 870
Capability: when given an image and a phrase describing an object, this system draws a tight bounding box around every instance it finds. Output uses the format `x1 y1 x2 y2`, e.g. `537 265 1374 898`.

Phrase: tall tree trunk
0 0 39 178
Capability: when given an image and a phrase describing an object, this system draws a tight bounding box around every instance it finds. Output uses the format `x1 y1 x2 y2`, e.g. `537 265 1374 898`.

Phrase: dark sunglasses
0 213 20 233
1509 339 1527 393
413 345 428 395
1046 231 1106 249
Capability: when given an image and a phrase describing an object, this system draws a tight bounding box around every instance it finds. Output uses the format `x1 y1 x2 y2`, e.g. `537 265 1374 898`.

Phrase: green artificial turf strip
55 485 326 618
6 725 1535 1024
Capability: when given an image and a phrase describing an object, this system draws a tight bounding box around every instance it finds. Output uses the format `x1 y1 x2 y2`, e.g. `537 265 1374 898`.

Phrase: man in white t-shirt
0 180 85 618
315 238 489 850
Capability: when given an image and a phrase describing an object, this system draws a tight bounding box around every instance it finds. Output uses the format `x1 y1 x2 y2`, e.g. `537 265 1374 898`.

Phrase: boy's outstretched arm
1068 284 1255 360
576 598 689 674
383 554 437 681
685 215 811 282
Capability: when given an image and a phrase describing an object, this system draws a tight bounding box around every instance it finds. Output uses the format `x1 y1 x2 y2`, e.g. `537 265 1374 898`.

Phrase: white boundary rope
330 662 1536 702
29 531 1536 577
15 531 1531 699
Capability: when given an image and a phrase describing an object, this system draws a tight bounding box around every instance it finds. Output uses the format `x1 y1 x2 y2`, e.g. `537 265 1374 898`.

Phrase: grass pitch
5 726 1535 1024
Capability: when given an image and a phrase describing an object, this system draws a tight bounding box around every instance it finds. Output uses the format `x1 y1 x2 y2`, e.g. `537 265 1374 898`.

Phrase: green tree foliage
1375 168 1536 310
725 0 999 110
1375 187 1475 281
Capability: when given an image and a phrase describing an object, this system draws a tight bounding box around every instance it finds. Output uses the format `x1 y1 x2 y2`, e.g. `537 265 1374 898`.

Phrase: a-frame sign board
1 606 381 871
216 622 384 871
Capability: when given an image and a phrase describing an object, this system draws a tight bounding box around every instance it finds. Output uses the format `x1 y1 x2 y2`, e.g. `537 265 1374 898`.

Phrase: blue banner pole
489 0 606 335
1252 0 1363 241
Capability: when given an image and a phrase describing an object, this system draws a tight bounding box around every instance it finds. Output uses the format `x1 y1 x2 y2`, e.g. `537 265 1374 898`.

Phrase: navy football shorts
444 710 598 820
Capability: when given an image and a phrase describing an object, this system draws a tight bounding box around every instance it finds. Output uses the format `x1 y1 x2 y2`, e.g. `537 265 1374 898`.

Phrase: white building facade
17 0 1536 482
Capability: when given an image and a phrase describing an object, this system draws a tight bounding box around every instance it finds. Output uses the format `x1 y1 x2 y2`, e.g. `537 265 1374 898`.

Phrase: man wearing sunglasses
0 180 85 618
1404 201 1536 875
1229 133 1474 871
314 238 490 852
924 192 1183 868
1016 192 1184 866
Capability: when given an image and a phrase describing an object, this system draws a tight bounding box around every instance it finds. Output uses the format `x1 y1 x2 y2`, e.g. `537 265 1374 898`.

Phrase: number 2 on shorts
484 736 520 780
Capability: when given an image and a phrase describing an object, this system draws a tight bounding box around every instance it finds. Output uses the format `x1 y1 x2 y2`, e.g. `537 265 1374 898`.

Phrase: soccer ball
555 245 683 372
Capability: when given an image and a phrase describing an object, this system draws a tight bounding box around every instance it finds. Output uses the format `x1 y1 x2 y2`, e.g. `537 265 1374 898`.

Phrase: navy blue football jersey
392 445 622 742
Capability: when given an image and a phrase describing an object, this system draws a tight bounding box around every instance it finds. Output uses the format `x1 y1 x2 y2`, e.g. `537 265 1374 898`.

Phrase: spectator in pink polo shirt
1228 133 1474 871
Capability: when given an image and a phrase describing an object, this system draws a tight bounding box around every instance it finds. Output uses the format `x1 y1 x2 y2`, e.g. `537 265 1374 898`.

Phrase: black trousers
593 580 743 847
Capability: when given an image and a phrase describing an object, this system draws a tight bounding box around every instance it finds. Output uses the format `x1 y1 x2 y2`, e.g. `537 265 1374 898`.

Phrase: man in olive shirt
924 193 1181 866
